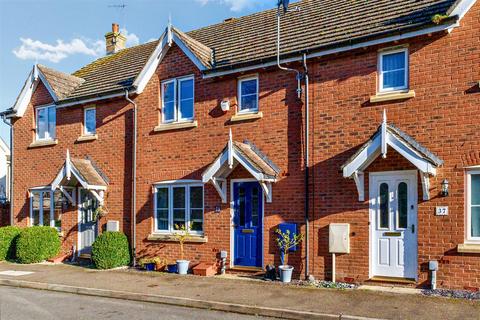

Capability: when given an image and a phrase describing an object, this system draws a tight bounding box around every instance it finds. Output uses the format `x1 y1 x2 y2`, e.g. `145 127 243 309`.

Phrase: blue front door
233 182 263 267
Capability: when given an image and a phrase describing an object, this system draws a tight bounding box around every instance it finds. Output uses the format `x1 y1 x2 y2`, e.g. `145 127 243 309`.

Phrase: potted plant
275 228 303 283
173 223 191 275
138 258 156 271
153 257 168 271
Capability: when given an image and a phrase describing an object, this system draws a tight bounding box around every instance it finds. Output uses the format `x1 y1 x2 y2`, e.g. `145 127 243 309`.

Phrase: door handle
411 224 415 233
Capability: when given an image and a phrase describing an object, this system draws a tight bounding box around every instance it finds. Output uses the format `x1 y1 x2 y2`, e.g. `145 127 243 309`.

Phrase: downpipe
1 114 13 226
125 90 137 266
303 54 310 279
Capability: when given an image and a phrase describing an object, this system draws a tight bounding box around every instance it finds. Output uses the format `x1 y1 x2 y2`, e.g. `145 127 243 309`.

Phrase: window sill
457 243 480 253
230 111 263 122
76 134 98 142
154 121 198 132
370 90 415 103
28 139 58 149
147 233 208 243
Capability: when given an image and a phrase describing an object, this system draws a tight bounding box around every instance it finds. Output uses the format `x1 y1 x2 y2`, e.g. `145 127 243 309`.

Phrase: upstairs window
36 105 56 141
238 76 259 113
378 48 408 93
466 170 480 242
161 76 194 123
154 183 203 234
84 107 96 135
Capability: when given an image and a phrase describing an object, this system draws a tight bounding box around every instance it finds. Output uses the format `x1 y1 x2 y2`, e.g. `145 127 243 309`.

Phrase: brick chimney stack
105 23 126 55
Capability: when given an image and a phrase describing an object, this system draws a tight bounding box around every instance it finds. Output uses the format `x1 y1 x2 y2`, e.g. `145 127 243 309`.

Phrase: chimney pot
112 23 119 33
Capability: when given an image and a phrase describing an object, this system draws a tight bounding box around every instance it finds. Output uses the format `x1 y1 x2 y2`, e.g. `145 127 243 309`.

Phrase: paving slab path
0 262 478 320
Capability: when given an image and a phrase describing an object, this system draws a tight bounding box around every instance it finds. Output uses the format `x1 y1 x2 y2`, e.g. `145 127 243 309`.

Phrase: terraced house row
2 0 479 290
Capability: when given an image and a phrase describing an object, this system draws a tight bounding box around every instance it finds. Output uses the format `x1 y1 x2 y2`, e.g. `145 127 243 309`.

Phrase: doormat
0 270 34 277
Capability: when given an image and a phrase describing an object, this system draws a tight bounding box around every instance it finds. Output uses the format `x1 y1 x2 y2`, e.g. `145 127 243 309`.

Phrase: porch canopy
202 130 280 203
342 111 443 201
50 150 108 205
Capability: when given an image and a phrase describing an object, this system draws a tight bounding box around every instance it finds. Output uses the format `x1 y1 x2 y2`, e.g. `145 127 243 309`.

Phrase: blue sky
0 0 276 145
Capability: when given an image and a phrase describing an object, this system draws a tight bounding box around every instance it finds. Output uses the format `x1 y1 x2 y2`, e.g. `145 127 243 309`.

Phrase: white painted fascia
56 91 127 108
153 179 203 185
11 67 37 118
132 26 209 95
449 0 477 20
203 21 459 79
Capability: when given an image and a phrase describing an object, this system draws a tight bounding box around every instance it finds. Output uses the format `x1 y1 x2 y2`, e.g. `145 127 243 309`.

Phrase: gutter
1 114 13 225
124 90 138 266
303 54 310 279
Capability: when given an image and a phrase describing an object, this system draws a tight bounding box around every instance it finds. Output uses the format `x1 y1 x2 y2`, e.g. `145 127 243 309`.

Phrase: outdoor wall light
441 179 449 197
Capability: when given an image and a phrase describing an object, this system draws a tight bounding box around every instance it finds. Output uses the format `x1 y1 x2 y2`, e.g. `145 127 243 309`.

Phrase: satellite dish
277 0 289 13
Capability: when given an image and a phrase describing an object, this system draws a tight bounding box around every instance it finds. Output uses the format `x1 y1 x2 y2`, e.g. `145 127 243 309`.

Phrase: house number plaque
435 206 448 216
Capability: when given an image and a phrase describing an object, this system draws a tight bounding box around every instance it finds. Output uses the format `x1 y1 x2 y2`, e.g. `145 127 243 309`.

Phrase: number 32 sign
435 206 449 216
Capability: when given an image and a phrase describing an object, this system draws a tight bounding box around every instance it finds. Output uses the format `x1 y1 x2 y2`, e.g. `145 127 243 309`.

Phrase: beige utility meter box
329 223 350 254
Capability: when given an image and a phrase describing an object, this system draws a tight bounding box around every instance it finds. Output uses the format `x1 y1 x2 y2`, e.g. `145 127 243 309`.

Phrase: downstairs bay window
30 188 73 231
154 183 203 234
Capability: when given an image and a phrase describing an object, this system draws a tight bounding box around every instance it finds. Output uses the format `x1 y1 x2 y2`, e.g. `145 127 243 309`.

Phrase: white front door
370 171 418 279
78 188 98 256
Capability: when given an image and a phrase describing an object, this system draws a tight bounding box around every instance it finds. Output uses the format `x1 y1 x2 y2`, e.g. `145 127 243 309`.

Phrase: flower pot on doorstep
144 263 155 271
176 260 190 275
279 265 294 283
166 264 177 273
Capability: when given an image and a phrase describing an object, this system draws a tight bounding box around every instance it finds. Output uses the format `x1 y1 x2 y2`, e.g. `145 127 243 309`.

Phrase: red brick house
2 0 479 290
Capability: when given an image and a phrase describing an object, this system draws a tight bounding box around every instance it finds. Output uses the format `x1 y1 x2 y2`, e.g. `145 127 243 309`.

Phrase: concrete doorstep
0 278 380 320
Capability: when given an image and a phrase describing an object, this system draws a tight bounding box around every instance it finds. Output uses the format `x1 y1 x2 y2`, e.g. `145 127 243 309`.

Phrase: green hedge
92 232 130 269
16 226 61 264
0 226 22 261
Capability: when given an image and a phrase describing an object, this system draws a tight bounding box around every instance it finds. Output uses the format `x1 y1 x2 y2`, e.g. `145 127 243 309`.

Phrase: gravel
295 279 357 289
422 288 480 300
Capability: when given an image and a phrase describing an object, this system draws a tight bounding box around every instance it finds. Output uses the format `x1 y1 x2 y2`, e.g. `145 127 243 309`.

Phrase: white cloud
12 28 141 63
196 0 265 12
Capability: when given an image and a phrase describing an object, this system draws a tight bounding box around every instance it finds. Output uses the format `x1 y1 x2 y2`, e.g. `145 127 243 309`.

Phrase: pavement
0 286 268 320
0 262 478 320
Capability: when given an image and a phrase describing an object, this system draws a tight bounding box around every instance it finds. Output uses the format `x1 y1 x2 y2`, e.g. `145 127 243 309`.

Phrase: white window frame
378 48 409 93
35 105 56 141
237 75 259 114
161 76 194 124
153 182 204 235
29 187 74 231
466 170 480 243
83 107 96 136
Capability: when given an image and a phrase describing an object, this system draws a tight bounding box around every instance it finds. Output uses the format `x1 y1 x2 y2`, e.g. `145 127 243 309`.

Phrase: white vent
106 220 119 232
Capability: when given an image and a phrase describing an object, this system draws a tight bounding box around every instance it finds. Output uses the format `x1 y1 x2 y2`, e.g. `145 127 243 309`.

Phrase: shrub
0 226 22 261
92 232 130 269
16 226 61 264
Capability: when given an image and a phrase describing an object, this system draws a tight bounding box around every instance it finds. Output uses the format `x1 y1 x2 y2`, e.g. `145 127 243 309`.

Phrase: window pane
472 207 480 237
156 188 168 231
191 209 203 232
383 70 405 89
238 187 245 226
251 187 259 227
157 188 169 208
382 52 405 71
163 102 175 122
190 187 203 209
241 79 257 96
53 190 62 229
240 94 258 111
379 183 389 229
157 209 169 230
32 192 40 226
162 82 175 122
471 174 480 205
398 182 408 229
85 109 96 134
179 79 193 100
179 99 193 120
173 187 185 208
37 108 47 139
173 209 186 229
48 107 56 139
42 191 51 227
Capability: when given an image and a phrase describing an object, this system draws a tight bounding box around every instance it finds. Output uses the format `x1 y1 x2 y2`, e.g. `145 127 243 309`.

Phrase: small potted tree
174 223 191 275
275 228 303 283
